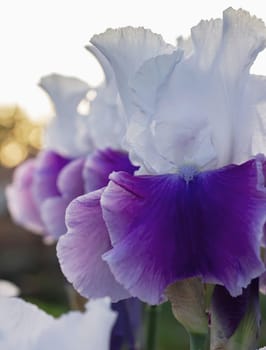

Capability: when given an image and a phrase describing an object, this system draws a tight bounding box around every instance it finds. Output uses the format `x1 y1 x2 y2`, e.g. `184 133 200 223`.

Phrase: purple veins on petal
83 148 138 192
101 158 266 304
57 189 130 302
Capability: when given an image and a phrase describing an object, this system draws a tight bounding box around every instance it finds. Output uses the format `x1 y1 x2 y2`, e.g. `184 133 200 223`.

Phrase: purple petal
83 148 138 192
111 298 142 350
211 279 260 349
57 157 85 198
40 158 86 239
57 189 130 302
32 150 70 205
102 158 266 304
41 197 69 239
211 279 259 340
6 159 45 234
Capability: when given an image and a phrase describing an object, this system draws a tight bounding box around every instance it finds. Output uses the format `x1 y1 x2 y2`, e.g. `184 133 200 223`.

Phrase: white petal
32 299 116 350
176 35 193 58
39 74 91 157
219 8 266 80
190 18 222 70
130 50 182 115
0 297 116 350
83 45 127 150
0 297 54 350
125 8 266 173
86 45 115 90
0 281 20 297
128 51 218 173
39 74 89 114
89 92 127 150
91 27 174 116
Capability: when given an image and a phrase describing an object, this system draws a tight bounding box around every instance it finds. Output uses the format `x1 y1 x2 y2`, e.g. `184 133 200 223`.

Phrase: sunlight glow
1 0 266 120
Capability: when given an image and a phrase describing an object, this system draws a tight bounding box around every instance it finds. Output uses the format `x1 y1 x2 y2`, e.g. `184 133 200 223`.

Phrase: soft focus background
1 1 266 348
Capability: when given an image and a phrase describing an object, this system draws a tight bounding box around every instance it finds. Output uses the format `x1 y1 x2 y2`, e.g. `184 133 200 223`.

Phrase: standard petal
219 8 266 82
39 74 89 114
6 159 44 234
85 46 128 151
88 89 127 151
102 159 266 304
39 74 91 157
91 27 173 115
83 148 138 192
130 50 182 115
125 9 266 173
57 189 130 302
86 45 116 90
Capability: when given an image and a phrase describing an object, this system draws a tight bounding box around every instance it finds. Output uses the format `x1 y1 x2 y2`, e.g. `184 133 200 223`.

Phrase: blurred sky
1 0 266 120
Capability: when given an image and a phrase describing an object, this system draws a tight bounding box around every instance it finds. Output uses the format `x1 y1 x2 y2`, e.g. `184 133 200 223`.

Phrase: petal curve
57 189 130 302
102 159 266 304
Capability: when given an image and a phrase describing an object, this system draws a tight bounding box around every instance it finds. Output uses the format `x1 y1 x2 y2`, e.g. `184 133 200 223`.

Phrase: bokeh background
1 0 266 348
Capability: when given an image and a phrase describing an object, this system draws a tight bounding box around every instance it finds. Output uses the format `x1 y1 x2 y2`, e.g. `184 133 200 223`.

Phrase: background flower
0 297 116 350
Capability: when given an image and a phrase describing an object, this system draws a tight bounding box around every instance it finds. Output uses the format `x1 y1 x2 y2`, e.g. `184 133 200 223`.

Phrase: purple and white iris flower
58 7 266 306
6 44 140 350
6 74 89 239
6 47 137 240
2 46 138 304
38 48 138 240
0 297 116 350
56 56 138 299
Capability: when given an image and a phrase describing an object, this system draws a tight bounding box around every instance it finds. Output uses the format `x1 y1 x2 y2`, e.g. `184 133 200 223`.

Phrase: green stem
189 333 207 350
65 283 86 311
146 305 158 350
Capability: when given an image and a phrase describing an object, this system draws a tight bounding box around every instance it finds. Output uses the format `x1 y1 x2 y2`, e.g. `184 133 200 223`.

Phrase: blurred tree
0 105 43 168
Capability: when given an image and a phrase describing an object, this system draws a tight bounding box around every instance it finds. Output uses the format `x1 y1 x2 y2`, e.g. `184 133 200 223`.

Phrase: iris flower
6 46 140 350
6 47 136 240
6 74 89 238
59 8 266 305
